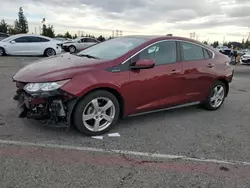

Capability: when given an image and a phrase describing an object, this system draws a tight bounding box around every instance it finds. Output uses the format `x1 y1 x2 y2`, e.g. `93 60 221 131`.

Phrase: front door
7 36 30 55
127 40 184 115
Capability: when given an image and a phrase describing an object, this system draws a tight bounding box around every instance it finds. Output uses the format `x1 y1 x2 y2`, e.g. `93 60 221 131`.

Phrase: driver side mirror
130 59 155 70
10 40 16 44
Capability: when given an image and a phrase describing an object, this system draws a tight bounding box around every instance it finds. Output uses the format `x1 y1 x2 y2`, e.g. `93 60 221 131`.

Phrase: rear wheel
45 48 56 57
0 47 5 56
73 90 120 136
204 81 226 110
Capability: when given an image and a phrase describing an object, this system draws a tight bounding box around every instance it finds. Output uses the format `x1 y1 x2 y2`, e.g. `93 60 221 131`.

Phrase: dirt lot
0 56 250 188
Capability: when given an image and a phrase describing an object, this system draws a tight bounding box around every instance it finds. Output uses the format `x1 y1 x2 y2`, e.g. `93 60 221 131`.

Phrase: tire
45 48 56 57
0 47 5 56
69 45 76 53
203 81 226 111
73 90 120 136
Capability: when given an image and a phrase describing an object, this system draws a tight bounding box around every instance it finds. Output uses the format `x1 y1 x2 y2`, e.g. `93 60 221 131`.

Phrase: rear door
127 40 184 114
29 36 50 55
7 36 31 55
178 41 216 102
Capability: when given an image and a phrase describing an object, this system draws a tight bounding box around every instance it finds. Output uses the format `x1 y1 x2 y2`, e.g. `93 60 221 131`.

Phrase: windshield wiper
78 54 100 59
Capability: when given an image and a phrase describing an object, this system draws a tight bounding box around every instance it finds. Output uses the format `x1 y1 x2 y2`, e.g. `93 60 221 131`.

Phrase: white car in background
215 45 228 52
61 37 100 53
0 34 62 57
240 52 250 64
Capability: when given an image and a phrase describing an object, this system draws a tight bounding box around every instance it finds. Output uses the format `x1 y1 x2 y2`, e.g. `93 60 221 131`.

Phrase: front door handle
169 70 181 75
207 63 215 68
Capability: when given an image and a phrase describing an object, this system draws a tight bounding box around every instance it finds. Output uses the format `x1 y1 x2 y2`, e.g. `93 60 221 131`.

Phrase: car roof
10 34 52 39
121 35 211 48
121 35 201 43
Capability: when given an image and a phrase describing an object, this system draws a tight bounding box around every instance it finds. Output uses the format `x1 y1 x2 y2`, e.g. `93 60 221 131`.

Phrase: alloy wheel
46 49 56 57
210 85 225 108
69 46 76 53
82 97 116 132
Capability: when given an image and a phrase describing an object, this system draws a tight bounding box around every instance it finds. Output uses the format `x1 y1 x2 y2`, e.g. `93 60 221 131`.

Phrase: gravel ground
0 56 250 188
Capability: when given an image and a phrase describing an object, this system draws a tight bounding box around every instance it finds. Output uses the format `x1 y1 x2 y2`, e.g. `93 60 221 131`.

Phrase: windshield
77 37 148 60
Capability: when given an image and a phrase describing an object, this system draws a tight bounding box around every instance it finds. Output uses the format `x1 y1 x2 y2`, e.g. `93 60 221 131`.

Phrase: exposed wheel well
218 78 229 97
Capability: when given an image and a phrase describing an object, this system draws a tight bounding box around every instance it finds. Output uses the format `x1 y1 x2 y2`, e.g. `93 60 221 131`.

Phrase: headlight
24 79 70 93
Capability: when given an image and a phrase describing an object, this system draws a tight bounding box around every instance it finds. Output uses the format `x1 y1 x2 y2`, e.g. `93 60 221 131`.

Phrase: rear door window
180 42 206 61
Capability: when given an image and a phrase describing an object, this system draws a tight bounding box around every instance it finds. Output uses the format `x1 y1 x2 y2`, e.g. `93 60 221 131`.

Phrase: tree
245 39 250 49
7 25 17 34
212 41 219 48
0 19 8 33
56 34 64 38
73 34 77 39
242 38 246 49
64 31 72 39
42 24 55 38
97 35 105 42
15 7 29 33
203 41 208 45
223 42 228 47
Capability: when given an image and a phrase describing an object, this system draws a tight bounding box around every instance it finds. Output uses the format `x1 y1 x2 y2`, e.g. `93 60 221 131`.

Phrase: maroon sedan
13 35 234 136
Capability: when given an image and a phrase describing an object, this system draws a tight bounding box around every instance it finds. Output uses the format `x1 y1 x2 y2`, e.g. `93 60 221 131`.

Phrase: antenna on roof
166 34 173 36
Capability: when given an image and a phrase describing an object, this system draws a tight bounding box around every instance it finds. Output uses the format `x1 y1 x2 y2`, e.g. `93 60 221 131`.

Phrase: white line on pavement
0 139 249 166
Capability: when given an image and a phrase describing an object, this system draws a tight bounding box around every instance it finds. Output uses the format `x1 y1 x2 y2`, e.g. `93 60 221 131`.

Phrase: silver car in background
61 37 100 53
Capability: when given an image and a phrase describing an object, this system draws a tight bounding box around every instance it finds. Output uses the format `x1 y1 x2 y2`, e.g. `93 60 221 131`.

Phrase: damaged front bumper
14 82 76 127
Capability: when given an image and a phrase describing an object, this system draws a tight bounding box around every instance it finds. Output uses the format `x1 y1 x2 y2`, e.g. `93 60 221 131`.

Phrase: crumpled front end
14 81 77 127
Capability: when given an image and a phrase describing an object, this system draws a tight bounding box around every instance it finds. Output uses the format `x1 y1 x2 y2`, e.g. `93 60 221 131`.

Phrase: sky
0 0 249 43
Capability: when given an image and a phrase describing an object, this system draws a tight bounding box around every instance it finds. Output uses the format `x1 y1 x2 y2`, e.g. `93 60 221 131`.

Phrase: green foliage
73 34 77 39
97 35 105 42
212 41 219 48
64 31 72 39
15 7 29 33
41 24 55 38
0 19 8 33
56 34 64 38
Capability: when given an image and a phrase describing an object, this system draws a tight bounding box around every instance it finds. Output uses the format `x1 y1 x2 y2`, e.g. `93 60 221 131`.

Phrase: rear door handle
207 63 215 68
169 70 181 75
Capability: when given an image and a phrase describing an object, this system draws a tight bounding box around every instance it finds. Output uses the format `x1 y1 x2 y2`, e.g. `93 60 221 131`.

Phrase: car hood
13 53 109 83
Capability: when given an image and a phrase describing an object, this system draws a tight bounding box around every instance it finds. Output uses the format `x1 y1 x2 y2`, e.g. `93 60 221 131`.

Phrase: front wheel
204 81 226 110
69 45 76 53
73 90 120 136
0 47 5 56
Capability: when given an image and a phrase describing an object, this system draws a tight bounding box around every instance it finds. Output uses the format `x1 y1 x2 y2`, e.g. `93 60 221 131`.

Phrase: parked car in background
54 37 72 44
61 37 100 53
0 34 62 56
0 32 9 41
13 35 234 136
215 45 228 52
240 51 250 64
